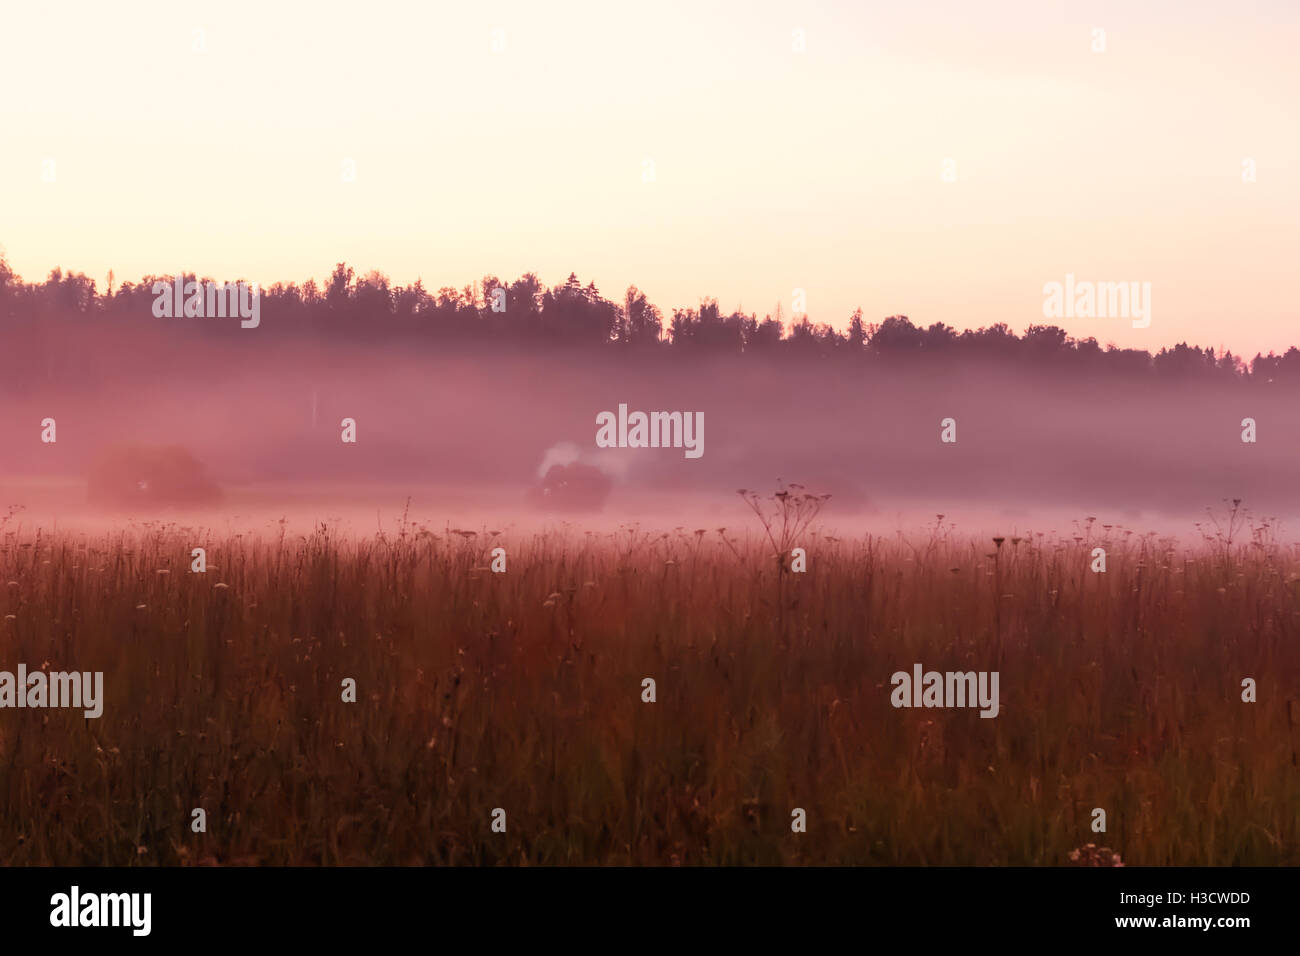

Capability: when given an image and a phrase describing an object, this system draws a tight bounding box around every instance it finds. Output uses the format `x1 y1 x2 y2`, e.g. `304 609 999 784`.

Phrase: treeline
2 257 1298 383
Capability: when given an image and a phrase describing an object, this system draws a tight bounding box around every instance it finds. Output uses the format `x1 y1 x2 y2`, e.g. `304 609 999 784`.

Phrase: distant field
1 500 1297 865
0 473 1241 540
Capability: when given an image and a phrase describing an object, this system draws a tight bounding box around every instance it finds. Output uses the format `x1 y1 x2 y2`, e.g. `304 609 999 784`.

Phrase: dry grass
0 503 1298 865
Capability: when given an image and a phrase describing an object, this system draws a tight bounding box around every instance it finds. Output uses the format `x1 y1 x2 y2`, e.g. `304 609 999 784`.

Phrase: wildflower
1067 844 1124 866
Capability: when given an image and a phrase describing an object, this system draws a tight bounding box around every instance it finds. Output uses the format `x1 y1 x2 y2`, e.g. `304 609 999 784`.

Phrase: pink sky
1 0 1297 357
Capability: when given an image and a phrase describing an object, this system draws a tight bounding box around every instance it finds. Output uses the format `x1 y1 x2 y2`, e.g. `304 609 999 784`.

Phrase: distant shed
528 462 613 512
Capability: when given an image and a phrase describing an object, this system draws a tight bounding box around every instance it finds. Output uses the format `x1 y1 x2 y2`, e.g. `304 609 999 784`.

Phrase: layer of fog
3 334 1298 542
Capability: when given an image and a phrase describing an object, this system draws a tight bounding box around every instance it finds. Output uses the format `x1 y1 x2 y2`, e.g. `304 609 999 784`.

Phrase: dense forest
2 256 1297 384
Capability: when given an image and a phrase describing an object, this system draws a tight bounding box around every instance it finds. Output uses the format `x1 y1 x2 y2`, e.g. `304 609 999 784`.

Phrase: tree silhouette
0 252 1295 386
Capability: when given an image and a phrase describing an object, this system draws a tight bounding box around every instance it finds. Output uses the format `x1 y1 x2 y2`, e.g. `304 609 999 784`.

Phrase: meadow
0 495 1297 866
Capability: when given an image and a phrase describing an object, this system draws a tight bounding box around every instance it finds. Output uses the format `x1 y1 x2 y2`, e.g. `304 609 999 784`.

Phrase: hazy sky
1 0 1297 356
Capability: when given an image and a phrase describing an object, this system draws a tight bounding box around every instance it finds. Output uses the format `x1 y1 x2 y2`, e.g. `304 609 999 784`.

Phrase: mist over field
5 0 1300 921
3 324 1300 540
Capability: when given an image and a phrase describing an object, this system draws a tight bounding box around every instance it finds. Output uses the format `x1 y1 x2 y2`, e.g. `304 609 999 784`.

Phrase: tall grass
0 507 1297 865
